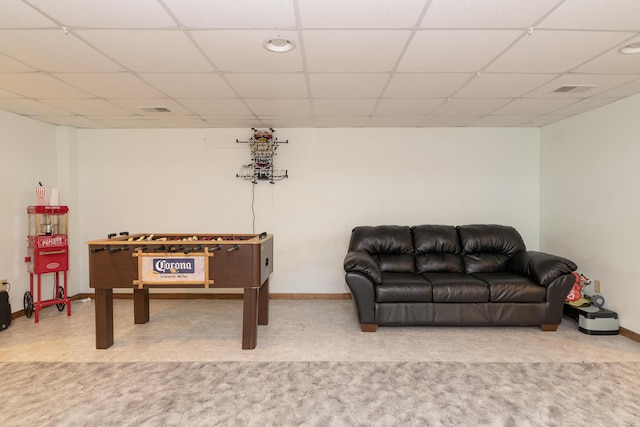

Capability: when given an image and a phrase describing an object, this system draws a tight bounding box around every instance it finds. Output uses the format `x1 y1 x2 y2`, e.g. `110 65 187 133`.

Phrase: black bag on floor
0 290 11 331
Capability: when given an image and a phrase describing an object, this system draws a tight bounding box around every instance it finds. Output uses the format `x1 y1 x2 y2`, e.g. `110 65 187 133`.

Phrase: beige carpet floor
1 299 640 426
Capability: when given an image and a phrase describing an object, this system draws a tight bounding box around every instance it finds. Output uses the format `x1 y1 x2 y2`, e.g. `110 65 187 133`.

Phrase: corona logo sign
153 258 195 274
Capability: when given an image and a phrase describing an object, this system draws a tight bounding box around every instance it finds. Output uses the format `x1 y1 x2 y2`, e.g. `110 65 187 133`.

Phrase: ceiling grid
0 0 638 128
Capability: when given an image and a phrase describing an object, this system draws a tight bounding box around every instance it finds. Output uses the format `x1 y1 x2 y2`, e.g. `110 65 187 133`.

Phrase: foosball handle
107 233 117 239
259 232 267 239
119 231 129 236
226 244 240 253
91 247 105 253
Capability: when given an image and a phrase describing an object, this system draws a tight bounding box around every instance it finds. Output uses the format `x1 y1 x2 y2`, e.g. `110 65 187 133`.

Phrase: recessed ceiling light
618 42 640 54
264 37 295 53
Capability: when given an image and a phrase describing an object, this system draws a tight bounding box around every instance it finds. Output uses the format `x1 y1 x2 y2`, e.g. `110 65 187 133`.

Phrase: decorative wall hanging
236 128 288 184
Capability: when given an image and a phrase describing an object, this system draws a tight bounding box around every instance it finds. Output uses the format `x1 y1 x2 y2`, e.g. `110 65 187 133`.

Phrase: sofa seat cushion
422 272 489 303
376 272 432 303
473 272 545 303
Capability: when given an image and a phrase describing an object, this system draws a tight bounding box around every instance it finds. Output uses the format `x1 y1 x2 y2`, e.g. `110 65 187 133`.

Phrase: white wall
0 110 57 306
540 93 640 332
72 127 541 295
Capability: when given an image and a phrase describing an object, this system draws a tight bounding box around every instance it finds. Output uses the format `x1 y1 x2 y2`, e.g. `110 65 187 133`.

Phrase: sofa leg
361 324 378 332
541 324 558 331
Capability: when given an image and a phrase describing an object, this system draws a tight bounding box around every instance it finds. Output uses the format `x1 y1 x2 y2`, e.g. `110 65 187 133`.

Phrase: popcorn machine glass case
25 205 71 322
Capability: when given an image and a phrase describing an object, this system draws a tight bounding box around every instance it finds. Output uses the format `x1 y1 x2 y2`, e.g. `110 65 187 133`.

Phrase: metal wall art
236 128 288 184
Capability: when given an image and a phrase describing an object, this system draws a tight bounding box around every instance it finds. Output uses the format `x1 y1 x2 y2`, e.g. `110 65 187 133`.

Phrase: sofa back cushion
349 225 415 273
457 224 526 273
412 225 464 273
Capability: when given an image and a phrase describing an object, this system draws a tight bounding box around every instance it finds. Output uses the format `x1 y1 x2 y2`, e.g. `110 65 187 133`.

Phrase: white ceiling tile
108 98 194 115
246 99 312 116
191 30 303 73
486 30 635 73
257 116 316 127
422 115 481 127
153 118 209 128
0 52 36 72
315 116 370 127
77 30 212 72
471 115 567 127
593 78 640 99
0 0 57 27
163 0 296 28
575 37 640 74
179 99 253 116
524 115 567 126
204 117 263 128
225 74 308 99
384 73 473 98
367 115 431 127
28 0 176 28
456 73 558 98
309 74 389 98
526 74 640 98
373 99 441 115
470 115 544 127
491 98 578 116
0 73 92 98
422 0 561 28
0 98 74 116
139 73 237 99
54 73 164 98
397 30 522 72
304 30 411 72
548 98 618 117
43 99 131 115
313 100 377 116
299 0 428 28
0 88 22 98
92 117 159 128
31 115 103 128
538 0 640 30
0 30 123 72
433 98 511 115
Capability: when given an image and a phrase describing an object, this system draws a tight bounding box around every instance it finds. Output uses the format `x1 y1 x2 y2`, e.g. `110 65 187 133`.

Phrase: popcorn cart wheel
23 286 65 318
23 291 34 318
55 286 66 311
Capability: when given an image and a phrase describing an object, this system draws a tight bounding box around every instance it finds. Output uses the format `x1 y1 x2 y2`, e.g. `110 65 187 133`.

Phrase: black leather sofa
343 224 577 332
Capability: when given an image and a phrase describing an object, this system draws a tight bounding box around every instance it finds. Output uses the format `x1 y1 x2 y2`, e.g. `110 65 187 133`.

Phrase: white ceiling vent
140 106 172 112
552 85 598 94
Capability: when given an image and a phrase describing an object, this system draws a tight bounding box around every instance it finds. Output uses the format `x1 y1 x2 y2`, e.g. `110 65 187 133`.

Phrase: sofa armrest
344 251 382 285
507 251 577 286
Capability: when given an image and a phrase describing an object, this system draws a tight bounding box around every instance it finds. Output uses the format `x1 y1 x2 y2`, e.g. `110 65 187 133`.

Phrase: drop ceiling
1 0 639 128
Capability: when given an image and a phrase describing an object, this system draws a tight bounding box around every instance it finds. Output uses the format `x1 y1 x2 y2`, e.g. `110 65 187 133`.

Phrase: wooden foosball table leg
95 288 114 349
134 288 150 324
242 288 259 350
258 279 269 326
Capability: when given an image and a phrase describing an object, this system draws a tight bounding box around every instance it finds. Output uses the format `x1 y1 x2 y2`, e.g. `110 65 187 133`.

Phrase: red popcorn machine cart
24 205 71 322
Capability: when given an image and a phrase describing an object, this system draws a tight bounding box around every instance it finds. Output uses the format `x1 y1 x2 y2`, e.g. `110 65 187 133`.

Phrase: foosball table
87 232 273 350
